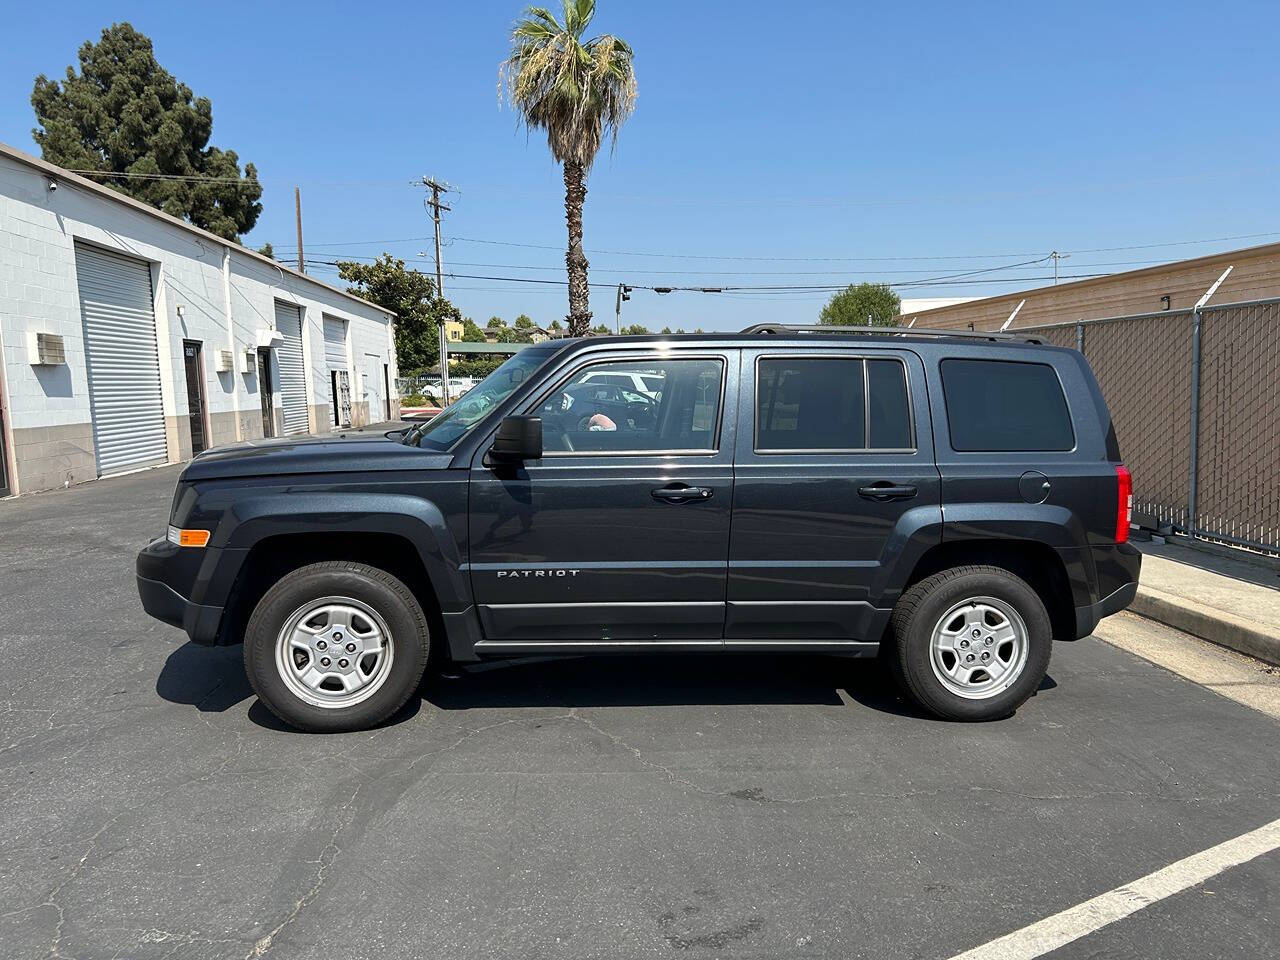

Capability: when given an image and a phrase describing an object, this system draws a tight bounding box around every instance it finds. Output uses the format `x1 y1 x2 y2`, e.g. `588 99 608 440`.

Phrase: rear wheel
888 565 1051 721
243 562 429 732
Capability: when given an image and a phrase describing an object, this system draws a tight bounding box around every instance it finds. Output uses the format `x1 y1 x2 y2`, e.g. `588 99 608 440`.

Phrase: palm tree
502 1 636 336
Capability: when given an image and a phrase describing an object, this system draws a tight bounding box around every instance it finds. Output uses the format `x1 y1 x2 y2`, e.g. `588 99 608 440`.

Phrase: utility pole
1050 250 1070 285
615 283 632 333
422 177 452 405
294 187 305 274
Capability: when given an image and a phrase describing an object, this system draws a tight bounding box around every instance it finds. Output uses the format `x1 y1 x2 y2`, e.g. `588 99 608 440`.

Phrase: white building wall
0 147 396 496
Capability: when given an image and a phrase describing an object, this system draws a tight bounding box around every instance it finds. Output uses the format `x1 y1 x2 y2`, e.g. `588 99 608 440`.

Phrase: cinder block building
0 142 399 498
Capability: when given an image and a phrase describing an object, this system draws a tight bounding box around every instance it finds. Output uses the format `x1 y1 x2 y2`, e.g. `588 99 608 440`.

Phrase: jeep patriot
137 325 1141 731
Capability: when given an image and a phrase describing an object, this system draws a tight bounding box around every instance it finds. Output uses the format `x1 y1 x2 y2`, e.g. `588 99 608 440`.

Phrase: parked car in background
579 368 665 399
137 326 1139 732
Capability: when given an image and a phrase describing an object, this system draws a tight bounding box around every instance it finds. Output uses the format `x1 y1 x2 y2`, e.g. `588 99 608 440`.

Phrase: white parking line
946 817 1280 960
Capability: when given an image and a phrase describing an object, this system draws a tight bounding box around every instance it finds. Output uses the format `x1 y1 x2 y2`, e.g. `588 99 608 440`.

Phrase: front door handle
651 484 713 503
858 482 918 502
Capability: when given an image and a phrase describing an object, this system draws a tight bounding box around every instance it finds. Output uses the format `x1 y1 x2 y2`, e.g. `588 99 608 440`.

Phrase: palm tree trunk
562 159 592 336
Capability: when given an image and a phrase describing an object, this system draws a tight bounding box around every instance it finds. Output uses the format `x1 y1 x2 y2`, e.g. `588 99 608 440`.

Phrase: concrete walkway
1132 538 1280 665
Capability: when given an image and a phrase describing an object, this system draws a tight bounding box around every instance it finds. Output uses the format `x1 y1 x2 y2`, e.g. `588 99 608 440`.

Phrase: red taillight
1115 464 1132 543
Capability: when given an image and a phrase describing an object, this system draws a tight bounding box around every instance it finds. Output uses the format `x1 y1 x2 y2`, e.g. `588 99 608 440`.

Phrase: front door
182 341 208 455
727 348 941 640
257 347 275 438
468 351 737 644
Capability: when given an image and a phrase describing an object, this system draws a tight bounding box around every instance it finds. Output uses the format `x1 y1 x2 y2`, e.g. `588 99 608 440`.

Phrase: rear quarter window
940 358 1074 452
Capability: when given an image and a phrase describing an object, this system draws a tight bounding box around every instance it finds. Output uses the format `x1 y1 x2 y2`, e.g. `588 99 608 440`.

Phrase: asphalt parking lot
2 465 1277 960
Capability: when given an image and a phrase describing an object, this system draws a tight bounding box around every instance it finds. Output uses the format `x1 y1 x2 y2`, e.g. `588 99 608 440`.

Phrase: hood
180 432 453 482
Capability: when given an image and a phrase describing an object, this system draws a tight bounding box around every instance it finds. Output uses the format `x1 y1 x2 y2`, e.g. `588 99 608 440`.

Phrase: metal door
322 316 347 368
257 347 275 438
182 341 208 455
74 244 167 475
323 316 349 426
364 353 383 425
274 302 308 435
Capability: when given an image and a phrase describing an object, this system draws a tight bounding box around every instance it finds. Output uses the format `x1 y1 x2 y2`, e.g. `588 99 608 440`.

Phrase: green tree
495 324 533 344
462 317 488 342
486 316 505 329
590 323 611 334
660 326 672 334
503 1 636 336
819 283 900 327
452 356 506 378
256 242 274 259
32 23 262 241
622 323 649 336
513 314 534 329
336 254 450 375
549 319 563 331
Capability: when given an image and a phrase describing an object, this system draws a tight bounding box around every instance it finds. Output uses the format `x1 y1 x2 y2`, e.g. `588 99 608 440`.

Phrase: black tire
243 562 430 733
887 565 1051 721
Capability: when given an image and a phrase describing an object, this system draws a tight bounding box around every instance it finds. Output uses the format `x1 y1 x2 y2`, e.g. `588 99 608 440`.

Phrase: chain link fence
1019 297 1280 554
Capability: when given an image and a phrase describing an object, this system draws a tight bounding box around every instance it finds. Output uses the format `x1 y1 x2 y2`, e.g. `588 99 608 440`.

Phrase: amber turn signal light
167 525 211 548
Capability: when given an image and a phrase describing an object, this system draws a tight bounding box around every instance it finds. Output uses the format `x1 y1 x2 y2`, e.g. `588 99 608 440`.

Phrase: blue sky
2 0 1277 331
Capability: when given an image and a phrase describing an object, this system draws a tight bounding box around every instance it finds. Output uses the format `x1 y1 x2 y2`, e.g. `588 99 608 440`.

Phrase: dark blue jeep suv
137 325 1140 731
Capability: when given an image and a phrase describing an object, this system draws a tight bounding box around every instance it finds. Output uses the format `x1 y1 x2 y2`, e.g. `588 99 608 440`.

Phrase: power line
297 257 1110 292
276 252 1175 276
272 229 1280 264
65 168 417 187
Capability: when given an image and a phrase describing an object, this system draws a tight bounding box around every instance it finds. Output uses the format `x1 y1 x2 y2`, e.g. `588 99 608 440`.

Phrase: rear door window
940 358 1074 452
755 356 914 451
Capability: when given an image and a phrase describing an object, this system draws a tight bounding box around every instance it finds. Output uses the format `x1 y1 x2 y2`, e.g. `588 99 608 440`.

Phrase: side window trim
752 353 917 454
522 352 729 458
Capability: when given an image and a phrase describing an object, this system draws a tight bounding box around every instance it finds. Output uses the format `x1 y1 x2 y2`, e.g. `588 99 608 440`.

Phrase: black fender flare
201 491 469 613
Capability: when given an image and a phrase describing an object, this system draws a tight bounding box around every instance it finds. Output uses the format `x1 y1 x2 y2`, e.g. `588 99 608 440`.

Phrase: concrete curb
1130 585 1280 667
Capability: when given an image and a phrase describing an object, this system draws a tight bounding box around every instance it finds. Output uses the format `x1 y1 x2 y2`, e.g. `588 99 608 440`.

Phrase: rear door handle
858 482 918 501
651 484 713 503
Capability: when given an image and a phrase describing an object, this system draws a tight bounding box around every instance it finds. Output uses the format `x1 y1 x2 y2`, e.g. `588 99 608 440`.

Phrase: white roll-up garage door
322 316 348 369
274 301 309 436
74 244 168 476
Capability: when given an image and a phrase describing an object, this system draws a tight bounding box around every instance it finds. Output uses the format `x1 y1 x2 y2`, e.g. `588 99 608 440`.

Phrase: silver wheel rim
929 595 1029 700
274 596 394 709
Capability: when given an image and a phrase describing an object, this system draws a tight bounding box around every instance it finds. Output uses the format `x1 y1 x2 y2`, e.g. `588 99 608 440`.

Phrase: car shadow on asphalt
156 640 425 732
424 654 925 717
156 642 253 713
157 643 1057 728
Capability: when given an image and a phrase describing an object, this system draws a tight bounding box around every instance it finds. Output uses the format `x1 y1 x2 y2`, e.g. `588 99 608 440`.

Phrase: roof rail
740 323 1039 343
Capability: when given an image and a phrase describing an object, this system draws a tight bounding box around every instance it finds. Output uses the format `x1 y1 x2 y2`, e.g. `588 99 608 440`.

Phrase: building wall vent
27 331 66 365
240 348 257 374
215 349 235 372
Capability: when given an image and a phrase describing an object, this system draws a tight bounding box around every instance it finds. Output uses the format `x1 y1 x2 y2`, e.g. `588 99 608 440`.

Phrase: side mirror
488 415 542 464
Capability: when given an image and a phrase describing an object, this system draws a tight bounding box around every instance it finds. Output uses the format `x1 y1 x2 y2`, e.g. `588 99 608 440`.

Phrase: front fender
196 491 469 614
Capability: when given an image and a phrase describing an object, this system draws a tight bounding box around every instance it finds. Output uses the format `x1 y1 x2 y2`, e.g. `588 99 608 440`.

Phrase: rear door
468 349 737 644
728 347 940 641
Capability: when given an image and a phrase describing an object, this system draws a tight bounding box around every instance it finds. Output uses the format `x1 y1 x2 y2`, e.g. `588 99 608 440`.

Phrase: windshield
402 347 556 451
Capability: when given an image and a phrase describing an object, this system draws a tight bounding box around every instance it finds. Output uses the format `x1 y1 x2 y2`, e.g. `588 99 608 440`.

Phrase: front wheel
887 565 1051 721
243 562 430 732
